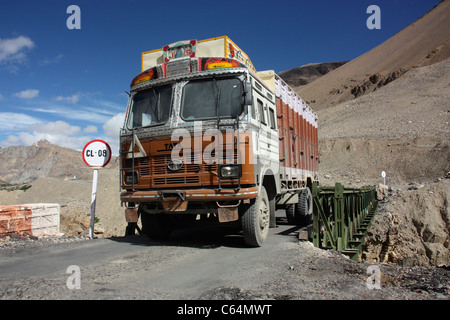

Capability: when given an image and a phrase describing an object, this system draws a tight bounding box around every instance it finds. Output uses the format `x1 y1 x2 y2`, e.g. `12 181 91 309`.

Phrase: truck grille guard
120 127 137 191
120 119 244 193
216 115 241 191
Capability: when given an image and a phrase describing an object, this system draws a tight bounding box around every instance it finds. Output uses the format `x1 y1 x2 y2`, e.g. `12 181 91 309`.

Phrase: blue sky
0 0 440 154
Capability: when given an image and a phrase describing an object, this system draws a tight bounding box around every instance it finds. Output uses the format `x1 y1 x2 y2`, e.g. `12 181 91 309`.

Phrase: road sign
82 139 111 168
82 140 111 238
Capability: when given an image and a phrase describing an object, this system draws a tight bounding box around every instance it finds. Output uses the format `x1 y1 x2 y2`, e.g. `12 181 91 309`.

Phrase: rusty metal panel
218 206 239 222
161 199 189 212
125 208 139 222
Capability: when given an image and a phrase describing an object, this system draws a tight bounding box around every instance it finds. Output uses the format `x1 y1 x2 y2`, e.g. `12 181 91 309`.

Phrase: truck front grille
122 143 241 188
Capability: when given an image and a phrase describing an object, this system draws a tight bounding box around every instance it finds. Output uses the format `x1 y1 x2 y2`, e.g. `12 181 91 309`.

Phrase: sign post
82 140 112 239
381 171 386 185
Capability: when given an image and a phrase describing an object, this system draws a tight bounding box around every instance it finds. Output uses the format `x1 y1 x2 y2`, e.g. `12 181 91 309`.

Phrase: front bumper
121 187 258 203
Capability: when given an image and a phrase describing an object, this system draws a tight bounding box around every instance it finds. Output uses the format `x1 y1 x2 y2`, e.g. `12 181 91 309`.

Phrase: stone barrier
0 203 60 237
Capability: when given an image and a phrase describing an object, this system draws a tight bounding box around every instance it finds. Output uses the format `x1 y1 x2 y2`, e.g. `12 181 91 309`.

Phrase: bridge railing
311 183 377 260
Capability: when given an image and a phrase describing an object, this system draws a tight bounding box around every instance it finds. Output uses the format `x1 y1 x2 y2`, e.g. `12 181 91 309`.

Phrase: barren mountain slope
0 140 93 184
278 61 347 87
316 57 449 267
297 0 450 110
317 57 449 186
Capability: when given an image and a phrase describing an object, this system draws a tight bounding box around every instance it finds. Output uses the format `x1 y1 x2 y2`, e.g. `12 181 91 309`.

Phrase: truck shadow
109 226 247 249
108 216 300 249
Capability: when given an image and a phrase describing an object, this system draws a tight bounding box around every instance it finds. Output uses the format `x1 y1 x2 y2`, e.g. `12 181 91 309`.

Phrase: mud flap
125 208 141 236
218 207 239 222
125 208 139 223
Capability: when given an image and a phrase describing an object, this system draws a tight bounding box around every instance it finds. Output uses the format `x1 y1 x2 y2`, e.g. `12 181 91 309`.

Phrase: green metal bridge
311 183 378 261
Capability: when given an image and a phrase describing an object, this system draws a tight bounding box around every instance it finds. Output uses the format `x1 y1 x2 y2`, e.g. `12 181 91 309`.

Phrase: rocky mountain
0 140 95 184
278 61 348 88
296 0 450 110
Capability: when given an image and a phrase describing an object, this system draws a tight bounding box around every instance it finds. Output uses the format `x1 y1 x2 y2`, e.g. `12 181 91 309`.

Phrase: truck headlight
219 165 241 179
124 171 139 185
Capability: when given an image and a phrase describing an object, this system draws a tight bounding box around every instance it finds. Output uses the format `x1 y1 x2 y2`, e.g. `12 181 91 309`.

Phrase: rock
298 230 309 241
364 180 450 267
81 216 91 229
407 184 424 190
377 183 389 200
94 226 105 234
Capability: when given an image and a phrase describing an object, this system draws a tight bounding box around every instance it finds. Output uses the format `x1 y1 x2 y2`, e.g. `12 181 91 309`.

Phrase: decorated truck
120 36 319 246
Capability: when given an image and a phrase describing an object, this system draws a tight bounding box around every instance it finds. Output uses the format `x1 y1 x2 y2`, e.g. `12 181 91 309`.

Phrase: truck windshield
128 84 172 128
181 78 242 120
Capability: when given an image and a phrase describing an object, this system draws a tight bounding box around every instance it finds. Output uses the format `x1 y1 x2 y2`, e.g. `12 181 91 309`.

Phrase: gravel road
1 215 448 302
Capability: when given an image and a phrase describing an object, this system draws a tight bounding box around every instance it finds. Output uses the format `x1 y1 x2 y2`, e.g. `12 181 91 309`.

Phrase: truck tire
241 186 270 247
269 196 277 228
140 209 173 240
286 204 297 225
296 187 313 226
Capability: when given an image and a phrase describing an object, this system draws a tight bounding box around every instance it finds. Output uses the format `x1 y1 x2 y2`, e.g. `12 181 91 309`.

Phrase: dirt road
1 215 447 302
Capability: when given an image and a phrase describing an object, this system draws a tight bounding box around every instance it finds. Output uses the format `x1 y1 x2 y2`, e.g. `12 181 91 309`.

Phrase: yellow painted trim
141 48 163 71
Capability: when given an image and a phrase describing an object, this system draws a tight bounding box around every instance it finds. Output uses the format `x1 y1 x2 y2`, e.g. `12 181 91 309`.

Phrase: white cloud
39 54 63 66
55 93 82 104
0 116 124 155
13 89 39 99
23 104 112 123
0 35 34 64
0 112 43 131
1 135 20 146
101 113 125 155
0 120 90 150
22 94 123 124
29 120 81 136
103 113 125 139
83 125 98 134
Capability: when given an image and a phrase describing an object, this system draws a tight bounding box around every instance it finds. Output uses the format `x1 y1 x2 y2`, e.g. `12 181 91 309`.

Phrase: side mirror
243 81 253 106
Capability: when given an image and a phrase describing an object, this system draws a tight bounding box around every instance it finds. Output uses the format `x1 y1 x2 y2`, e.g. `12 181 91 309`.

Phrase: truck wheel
286 204 297 225
296 187 313 226
140 209 173 240
269 196 277 228
241 186 270 247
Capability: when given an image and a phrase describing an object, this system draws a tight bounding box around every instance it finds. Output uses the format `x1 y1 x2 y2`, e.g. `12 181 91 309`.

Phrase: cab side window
257 99 266 125
268 107 276 129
